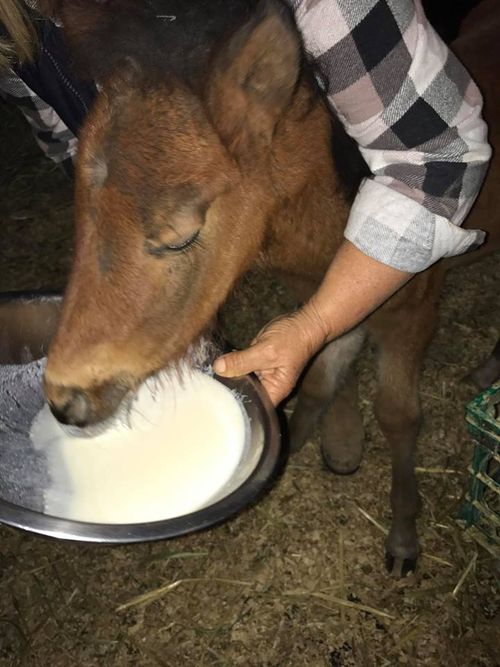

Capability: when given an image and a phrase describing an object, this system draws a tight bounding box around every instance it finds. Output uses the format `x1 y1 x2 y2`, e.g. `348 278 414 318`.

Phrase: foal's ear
206 0 301 155
58 0 142 88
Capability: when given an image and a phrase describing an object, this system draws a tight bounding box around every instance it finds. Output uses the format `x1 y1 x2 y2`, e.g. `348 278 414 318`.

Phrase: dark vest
9 18 96 135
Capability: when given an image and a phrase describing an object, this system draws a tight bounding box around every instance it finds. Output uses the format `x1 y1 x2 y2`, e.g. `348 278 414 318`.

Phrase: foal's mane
60 0 260 90
61 0 370 201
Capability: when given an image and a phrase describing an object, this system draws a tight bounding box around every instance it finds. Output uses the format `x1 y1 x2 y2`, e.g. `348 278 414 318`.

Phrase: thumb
213 342 268 378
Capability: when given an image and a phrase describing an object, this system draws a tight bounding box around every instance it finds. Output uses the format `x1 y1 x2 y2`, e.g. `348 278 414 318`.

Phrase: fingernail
213 358 226 374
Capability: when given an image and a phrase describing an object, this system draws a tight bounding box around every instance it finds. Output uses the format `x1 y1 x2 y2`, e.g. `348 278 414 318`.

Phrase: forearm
213 239 412 404
299 240 412 349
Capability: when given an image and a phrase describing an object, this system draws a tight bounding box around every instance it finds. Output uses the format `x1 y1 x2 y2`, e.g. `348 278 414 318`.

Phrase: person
0 0 95 178
1 1 491 406
215 0 491 403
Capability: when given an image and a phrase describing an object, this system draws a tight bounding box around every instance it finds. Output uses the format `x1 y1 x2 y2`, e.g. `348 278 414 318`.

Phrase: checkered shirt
0 1 76 171
0 69 77 170
287 0 491 271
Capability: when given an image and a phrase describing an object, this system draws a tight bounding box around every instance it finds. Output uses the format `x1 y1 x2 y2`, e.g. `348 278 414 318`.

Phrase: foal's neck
262 87 353 287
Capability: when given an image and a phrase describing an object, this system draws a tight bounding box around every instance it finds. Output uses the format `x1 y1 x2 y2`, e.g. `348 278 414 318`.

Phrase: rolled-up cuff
344 179 486 272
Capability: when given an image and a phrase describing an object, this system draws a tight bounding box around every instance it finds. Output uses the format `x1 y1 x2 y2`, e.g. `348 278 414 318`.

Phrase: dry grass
1 101 499 667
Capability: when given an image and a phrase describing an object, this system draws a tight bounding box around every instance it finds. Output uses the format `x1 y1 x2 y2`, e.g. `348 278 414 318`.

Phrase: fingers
213 341 276 378
214 351 295 407
212 312 316 406
258 375 288 406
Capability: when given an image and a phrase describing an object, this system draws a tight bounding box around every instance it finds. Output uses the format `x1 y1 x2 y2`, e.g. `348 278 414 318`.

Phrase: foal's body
44 0 499 574
287 4 500 572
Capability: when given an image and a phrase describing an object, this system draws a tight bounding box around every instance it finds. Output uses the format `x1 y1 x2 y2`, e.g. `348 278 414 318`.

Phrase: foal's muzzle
45 380 130 428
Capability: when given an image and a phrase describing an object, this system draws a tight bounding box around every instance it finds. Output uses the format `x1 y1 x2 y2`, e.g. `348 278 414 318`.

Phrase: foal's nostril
48 388 91 427
49 402 71 425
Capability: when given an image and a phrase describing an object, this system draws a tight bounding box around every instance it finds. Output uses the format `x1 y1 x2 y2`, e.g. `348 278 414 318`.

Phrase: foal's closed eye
145 230 201 256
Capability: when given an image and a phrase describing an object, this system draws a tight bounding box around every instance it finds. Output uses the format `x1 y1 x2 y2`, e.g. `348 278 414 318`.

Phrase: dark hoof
288 405 323 455
319 401 365 474
466 341 500 389
385 553 417 578
467 364 500 390
320 437 364 475
321 447 360 475
289 429 311 455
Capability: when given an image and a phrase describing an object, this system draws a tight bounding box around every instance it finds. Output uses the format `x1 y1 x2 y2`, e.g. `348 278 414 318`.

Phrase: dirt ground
0 97 499 667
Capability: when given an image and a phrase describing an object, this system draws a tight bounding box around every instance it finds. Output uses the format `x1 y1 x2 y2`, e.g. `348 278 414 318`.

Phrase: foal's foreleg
372 304 438 576
289 328 365 456
318 369 365 473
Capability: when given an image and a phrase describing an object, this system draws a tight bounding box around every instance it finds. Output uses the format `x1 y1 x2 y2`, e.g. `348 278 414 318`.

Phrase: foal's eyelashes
145 230 201 257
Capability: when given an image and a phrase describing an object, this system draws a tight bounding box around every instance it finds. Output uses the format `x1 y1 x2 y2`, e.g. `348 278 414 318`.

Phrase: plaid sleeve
287 0 492 272
0 69 77 173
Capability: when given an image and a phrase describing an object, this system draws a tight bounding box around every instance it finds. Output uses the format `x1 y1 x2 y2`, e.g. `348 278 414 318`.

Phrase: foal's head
45 0 304 425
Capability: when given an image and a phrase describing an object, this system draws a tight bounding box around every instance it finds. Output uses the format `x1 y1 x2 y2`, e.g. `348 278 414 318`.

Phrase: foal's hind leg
370 296 439 576
289 327 365 462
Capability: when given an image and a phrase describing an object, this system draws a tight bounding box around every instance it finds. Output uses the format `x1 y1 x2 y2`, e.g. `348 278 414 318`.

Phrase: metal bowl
0 291 284 543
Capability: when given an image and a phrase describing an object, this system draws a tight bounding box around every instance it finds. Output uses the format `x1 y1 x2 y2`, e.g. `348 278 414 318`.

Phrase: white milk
30 371 247 524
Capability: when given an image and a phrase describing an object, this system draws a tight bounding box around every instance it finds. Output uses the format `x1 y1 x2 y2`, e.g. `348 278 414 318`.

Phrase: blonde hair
0 0 37 70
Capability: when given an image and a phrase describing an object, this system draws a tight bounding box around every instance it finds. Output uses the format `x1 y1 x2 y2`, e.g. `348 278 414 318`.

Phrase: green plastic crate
461 382 500 558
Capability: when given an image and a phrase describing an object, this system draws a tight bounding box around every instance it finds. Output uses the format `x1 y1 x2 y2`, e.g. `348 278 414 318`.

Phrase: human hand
213 241 412 406
213 305 329 406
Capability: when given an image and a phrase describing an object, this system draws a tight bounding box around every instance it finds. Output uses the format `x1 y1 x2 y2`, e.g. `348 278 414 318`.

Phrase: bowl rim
0 290 285 543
